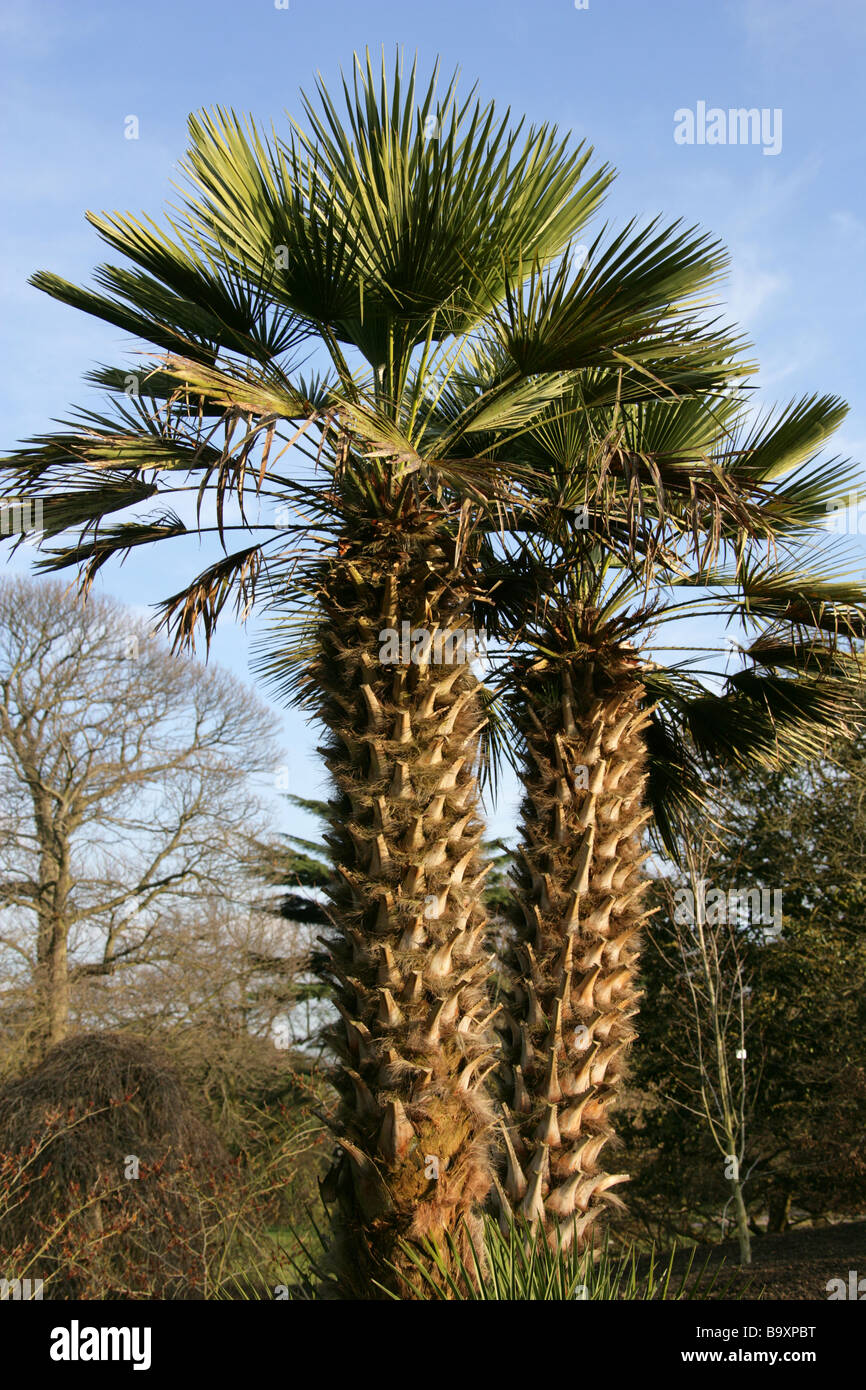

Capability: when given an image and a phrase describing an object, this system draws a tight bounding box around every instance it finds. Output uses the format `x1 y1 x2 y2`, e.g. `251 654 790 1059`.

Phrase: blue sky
2 0 865 842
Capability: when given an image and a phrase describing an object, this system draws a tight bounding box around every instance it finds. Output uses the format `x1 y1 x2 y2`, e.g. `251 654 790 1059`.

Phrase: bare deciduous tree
0 576 283 1062
650 817 757 1265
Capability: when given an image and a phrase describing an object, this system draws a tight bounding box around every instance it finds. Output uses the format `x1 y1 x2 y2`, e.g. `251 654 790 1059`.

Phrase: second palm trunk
501 653 652 1249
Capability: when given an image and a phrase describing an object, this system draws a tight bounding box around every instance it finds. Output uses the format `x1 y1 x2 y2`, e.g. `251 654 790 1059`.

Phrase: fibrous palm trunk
311 534 495 1297
499 654 652 1250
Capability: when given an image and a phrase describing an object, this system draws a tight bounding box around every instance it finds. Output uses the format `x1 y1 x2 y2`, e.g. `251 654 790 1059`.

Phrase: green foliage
384 1214 743 1300
709 740 866 1223
621 736 866 1242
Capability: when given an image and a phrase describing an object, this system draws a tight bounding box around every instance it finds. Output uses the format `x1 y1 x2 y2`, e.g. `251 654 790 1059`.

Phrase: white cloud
830 211 866 248
723 250 786 329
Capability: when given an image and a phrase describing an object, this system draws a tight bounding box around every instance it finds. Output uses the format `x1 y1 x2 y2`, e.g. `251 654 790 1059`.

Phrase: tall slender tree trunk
500 654 652 1249
311 534 495 1296
728 1176 752 1265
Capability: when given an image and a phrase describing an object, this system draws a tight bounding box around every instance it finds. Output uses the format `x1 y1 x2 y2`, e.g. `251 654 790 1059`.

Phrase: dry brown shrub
0 1031 235 1298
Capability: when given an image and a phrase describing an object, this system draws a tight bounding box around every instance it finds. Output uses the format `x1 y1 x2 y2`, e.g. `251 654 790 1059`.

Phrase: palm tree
486 387 866 1250
1 53 748 1293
